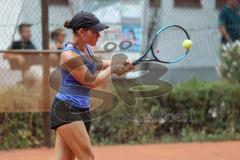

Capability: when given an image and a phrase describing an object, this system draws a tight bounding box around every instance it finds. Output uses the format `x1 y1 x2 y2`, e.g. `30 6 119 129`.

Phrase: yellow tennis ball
182 39 192 50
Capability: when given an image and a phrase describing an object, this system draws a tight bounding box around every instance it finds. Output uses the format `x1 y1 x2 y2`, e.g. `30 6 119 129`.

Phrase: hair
50 28 65 41
64 20 72 29
64 20 79 34
64 19 89 35
18 23 32 33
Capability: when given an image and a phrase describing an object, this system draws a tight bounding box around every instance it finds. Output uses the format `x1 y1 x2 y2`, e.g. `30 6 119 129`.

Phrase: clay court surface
0 141 239 160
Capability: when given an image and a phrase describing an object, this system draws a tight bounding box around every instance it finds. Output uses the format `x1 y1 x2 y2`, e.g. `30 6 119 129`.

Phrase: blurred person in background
10 23 36 50
4 23 36 63
3 23 37 84
49 28 67 67
50 28 66 50
219 0 240 44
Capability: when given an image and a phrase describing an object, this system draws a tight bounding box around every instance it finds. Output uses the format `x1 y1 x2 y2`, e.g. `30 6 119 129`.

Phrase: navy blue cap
66 11 109 32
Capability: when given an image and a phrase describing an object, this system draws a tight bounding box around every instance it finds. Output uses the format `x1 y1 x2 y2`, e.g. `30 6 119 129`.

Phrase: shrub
1 79 240 150
220 41 240 83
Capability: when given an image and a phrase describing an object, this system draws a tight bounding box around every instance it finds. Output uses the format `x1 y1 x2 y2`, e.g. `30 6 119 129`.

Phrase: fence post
41 0 51 147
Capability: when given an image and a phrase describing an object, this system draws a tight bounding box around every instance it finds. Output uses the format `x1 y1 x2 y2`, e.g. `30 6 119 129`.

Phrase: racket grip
115 64 135 76
132 60 140 66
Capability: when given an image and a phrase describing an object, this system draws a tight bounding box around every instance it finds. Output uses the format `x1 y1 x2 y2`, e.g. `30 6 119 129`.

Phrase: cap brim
89 23 109 32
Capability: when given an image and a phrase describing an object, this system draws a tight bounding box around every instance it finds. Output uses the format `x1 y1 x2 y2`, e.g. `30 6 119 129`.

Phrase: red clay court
0 141 239 160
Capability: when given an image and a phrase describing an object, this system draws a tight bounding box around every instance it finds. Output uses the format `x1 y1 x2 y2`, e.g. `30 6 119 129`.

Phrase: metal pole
41 0 51 147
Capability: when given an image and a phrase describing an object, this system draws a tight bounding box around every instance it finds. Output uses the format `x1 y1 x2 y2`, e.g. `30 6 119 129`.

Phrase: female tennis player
50 11 133 160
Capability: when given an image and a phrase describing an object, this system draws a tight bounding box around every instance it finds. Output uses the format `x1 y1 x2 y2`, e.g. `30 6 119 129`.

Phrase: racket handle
132 60 140 66
115 64 135 76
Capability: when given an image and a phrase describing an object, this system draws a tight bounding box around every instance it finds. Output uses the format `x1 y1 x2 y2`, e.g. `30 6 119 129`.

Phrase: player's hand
123 59 131 66
112 59 131 66
114 63 135 76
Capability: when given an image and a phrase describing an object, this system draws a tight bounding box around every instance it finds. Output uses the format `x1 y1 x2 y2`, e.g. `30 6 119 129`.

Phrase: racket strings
152 26 189 63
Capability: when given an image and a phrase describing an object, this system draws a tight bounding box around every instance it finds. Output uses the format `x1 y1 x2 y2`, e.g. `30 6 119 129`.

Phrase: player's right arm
60 51 126 88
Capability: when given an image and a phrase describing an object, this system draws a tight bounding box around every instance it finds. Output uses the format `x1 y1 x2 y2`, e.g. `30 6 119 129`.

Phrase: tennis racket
114 25 191 77
132 25 191 66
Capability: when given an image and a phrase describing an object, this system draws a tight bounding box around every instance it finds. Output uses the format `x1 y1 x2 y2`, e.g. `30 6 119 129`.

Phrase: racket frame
132 25 191 66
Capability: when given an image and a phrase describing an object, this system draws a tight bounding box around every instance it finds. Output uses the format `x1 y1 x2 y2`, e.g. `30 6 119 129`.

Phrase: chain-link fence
0 0 234 111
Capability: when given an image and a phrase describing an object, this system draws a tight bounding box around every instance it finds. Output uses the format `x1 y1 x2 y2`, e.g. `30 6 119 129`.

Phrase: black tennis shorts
50 97 91 134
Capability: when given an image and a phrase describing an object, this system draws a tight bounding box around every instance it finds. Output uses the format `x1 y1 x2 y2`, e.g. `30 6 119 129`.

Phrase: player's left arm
93 56 111 70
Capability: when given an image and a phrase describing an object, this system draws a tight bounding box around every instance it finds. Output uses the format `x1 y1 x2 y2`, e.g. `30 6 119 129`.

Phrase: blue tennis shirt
56 42 97 108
